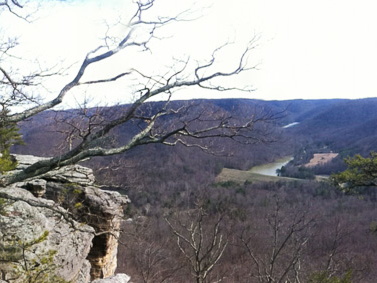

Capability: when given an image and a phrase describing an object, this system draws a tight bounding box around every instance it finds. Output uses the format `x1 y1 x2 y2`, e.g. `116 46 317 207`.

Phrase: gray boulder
0 155 131 282
91 274 131 283
0 185 94 282
44 182 130 279
44 164 96 186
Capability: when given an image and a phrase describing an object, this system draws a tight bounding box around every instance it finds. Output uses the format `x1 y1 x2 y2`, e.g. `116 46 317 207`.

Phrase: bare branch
79 72 132 85
165 206 228 283
0 1 274 188
0 191 94 234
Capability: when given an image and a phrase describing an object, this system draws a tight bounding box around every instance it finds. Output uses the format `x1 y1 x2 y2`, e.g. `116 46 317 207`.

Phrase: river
249 156 293 176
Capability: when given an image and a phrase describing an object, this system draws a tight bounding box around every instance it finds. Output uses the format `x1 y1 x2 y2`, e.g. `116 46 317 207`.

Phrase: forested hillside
13 97 377 282
15 97 377 173
287 98 377 155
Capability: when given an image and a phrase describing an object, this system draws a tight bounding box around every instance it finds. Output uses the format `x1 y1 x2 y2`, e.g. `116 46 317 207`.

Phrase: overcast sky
2 0 377 105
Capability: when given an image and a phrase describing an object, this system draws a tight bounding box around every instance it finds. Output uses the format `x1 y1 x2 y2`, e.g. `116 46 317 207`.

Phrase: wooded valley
13 98 377 282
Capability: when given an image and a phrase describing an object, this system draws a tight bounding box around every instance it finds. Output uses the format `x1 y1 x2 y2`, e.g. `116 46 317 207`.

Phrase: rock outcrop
91 274 131 283
0 185 95 282
45 183 130 279
0 155 130 282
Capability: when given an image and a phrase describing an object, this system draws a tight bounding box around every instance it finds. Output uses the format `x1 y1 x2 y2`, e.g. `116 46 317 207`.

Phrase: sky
2 0 377 107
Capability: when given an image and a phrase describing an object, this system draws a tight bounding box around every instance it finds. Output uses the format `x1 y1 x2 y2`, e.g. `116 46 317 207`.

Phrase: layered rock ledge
0 155 130 282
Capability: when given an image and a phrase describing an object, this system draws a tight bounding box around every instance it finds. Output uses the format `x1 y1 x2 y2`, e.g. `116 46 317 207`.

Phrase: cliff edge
0 155 130 282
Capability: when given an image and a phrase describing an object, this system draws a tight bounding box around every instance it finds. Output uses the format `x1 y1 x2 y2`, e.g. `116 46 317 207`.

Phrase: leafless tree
118 217 183 283
0 0 26 19
0 0 270 188
165 205 228 283
240 198 315 283
306 217 360 282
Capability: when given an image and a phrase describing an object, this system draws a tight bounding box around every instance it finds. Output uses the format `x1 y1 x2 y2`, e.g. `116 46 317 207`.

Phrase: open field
304 153 339 167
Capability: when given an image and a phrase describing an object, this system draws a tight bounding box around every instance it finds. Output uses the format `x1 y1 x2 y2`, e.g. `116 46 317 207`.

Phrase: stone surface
44 182 130 280
0 155 131 282
84 188 130 279
77 260 93 283
44 164 96 186
14 154 96 186
13 154 49 168
91 273 131 283
0 186 95 282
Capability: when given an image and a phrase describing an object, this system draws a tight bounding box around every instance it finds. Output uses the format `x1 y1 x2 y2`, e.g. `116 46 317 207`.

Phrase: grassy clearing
215 168 300 184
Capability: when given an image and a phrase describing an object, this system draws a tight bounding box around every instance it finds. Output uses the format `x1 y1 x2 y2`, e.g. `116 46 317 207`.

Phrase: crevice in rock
43 174 129 280
2 156 130 281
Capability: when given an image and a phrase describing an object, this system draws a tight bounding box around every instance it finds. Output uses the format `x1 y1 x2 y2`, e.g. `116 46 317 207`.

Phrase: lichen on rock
0 186 94 282
0 155 131 282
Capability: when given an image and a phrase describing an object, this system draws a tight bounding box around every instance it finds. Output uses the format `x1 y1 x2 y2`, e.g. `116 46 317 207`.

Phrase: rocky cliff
0 155 130 282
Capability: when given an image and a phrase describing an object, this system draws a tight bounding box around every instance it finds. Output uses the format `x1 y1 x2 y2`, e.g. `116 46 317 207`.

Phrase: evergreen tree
331 152 377 191
0 108 23 173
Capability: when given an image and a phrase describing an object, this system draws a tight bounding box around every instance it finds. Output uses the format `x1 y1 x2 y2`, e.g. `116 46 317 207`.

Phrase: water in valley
249 156 293 176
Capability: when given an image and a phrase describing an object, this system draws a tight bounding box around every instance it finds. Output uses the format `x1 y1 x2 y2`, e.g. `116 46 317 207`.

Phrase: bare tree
240 198 315 283
118 217 183 283
0 0 26 19
165 205 228 283
0 0 268 188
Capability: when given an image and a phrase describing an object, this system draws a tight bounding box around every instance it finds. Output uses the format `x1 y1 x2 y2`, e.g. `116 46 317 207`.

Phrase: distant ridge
13 97 377 168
